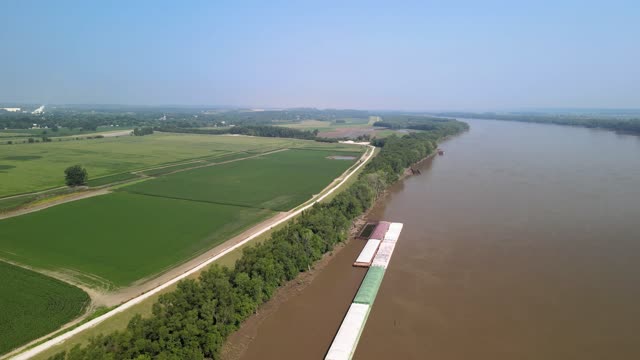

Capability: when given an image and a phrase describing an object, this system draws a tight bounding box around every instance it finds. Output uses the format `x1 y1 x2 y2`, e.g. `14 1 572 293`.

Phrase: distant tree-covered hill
432 112 640 134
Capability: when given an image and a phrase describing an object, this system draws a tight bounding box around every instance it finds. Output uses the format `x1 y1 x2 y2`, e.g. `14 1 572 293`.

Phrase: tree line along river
226 118 640 360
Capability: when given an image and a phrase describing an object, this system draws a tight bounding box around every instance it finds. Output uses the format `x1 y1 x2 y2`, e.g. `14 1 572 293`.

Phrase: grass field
277 117 407 139
0 192 275 288
277 118 371 131
0 145 362 288
0 261 89 355
123 149 361 212
139 151 258 177
26 146 373 360
0 133 326 197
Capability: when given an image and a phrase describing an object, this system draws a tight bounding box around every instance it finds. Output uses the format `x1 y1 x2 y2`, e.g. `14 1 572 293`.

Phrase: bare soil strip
0 189 111 221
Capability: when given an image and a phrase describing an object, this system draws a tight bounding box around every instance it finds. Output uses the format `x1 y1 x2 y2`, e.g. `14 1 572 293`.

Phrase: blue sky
1 0 638 110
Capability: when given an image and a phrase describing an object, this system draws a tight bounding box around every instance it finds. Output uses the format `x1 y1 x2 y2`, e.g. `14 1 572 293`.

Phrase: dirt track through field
0 189 111 221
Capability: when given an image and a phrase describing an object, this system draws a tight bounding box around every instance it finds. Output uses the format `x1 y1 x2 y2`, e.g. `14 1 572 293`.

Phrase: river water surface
235 119 640 360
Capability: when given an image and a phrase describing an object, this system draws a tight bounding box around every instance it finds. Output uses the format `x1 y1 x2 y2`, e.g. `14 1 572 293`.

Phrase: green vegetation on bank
0 261 89 355
375 114 464 132
433 112 640 134
47 119 467 360
369 119 469 183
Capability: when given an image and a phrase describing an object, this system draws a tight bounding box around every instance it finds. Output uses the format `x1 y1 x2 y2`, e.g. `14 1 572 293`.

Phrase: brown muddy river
233 119 640 360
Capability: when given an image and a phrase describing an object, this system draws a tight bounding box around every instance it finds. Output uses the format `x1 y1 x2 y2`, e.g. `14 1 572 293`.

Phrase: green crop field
276 118 371 131
140 151 259 177
0 261 89 355
0 192 275 287
0 146 362 288
123 149 361 211
0 137 364 356
140 161 205 177
0 133 324 197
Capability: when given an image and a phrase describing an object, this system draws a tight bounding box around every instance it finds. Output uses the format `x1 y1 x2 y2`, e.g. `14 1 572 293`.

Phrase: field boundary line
122 191 276 211
0 189 111 221
151 148 289 176
0 186 68 202
8 144 374 360
0 150 289 220
130 148 288 179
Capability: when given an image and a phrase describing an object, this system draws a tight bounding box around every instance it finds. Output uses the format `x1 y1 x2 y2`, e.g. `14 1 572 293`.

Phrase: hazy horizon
4 103 640 115
2 1 639 110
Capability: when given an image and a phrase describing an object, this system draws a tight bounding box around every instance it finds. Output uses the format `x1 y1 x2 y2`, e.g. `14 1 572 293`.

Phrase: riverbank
220 216 368 359
220 152 441 360
218 129 467 360
35 120 468 360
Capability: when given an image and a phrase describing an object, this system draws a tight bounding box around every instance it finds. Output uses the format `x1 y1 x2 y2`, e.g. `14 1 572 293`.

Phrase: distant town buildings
1 105 46 114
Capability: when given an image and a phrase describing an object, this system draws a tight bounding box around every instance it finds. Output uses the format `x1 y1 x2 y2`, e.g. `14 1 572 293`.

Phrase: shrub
64 165 88 186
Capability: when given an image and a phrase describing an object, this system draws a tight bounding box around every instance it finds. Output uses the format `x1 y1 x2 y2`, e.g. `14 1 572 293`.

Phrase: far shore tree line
48 119 468 360
432 111 640 134
2 134 106 145
0 108 369 131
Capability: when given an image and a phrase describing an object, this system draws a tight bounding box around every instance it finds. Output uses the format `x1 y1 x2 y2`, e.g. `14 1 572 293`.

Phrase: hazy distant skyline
1 0 639 110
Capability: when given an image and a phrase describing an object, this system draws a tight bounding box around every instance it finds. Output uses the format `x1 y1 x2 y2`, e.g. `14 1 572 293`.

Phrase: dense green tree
133 127 154 136
64 165 88 186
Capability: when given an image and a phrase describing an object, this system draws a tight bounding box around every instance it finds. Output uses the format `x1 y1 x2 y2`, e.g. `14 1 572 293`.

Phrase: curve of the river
233 119 640 360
